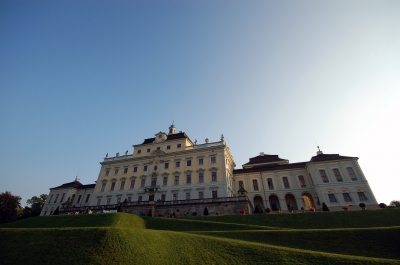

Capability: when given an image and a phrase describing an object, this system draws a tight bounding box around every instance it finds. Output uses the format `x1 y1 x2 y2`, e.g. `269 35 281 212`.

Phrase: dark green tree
322 202 330 211
24 194 47 218
0 191 21 223
390 200 400 207
254 205 262 213
53 206 60 215
203 207 209 216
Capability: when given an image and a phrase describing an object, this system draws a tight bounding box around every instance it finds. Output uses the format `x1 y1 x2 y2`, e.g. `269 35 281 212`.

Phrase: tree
390 200 400 207
203 207 209 216
0 191 21 223
117 203 124 212
23 194 47 218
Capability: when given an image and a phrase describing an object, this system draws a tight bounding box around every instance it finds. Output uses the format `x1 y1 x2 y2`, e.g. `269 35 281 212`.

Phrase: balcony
144 185 161 192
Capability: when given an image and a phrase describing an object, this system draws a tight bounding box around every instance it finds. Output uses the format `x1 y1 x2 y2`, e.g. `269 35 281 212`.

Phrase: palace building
40 124 378 216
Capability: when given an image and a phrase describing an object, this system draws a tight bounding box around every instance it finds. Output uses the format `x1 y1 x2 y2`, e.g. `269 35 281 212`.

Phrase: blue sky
1 0 399 206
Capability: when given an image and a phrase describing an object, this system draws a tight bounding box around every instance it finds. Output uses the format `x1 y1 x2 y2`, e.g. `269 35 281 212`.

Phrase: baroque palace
40 124 377 216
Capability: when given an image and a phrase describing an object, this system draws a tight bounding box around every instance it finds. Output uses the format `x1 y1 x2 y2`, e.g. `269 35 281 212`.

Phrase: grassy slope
184 208 400 229
1 227 399 264
1 211 400 264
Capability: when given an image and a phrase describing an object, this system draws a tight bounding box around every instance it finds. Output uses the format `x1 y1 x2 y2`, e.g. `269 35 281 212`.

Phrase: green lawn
1 209 399 264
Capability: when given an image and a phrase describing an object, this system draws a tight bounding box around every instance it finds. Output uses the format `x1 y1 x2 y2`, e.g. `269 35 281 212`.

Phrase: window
138 150 141 154
44 211 47 216
120 179 126 190
187 160 192 166
49 194 54 203
77 195 82 203
151 178 157 186
167 145 171 150
177 144 181 148
319 170 329 183
186 192 191 200
332 169 343 182
140 178 145 188
143 165 148 171
198 191 204 199
138 196 142 202
147 148 151 153
117 197 121 204
122 168 127 174
55 194 59 203
164 162 169 169
212 172 217 181
212 190 218 199
298 175 306 187
267 178 274 189
106 198 111 205
174 175 179 185
328 194 337 203
97 198 102 206
163 176 168 186
237 180 243 188
198 158 204 165
357 192 367 201
114 169 119 175
130 179 135 189
175 161 180 168
253 179 259 191
110 182 116 191
161 194 166 201
210 156 216 164
71 194 76 203
343 193 352 202
101 182 106 192
186 174 191 184
127 196 132 202
133 166 138 172
199 173 204 183
172 193 178 201
105 169 110 176
157 147 160 150
283 177 290 189
60 193 65 203
154 166 158 171
347 167 357 181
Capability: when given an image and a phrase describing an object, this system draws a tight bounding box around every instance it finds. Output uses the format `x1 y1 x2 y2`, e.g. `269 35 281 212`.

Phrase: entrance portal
269 195 280 211
253 196 264 213
285 194 298 211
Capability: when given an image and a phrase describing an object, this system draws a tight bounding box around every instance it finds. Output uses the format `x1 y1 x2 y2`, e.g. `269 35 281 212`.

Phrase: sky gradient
1 0 399 206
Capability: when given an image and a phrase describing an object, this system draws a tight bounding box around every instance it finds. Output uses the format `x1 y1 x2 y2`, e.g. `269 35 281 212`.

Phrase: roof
234 162 308 174
141 132 193 145
242 154 289 169
50 180 95 190
309 153 358 162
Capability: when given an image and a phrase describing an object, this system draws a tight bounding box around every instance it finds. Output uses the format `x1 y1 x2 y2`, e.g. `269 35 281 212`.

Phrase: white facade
40 125 378 216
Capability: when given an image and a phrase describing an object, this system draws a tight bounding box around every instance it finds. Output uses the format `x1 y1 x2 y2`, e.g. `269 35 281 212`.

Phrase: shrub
265 208 272 214
309 207 315 212
117 203 124 212
157 214 164 217
359 203 366 208
379 203 387 209
192 212 197 216
215 212 220 215
342 206 350 211
240 209 246 215
204 207 209 216
322 202 330 212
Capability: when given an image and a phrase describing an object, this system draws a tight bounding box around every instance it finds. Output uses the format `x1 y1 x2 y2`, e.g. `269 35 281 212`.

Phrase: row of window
137 144 182 154
101 172 218 192
242 167 358 192
328 191 367 203
105 157 217 176
97 190 219 205
319 167 357 183
48 193 91 204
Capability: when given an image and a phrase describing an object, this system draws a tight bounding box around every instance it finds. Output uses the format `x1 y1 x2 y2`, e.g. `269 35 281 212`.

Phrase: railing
193 142 224 149
103 155 132 162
